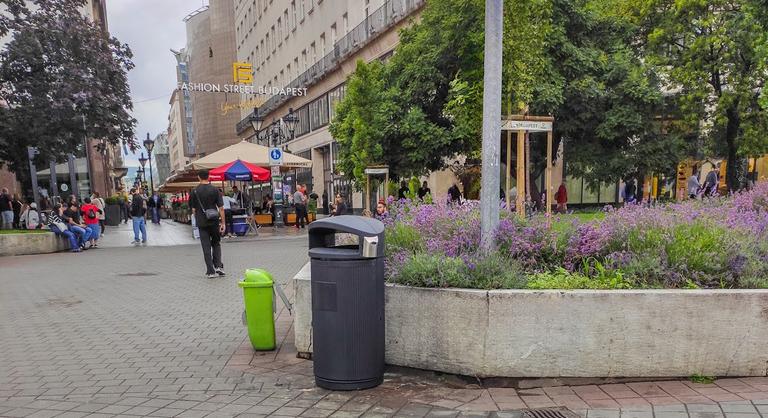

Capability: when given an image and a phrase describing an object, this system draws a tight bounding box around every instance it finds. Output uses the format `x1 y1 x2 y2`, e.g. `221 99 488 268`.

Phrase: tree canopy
330 0 683 188
0 0 136 189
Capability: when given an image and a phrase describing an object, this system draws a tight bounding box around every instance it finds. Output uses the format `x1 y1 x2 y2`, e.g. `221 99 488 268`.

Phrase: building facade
167 89 191 174
153 133 172 186
183 1 241 158
234 0 427 212
171 48 196 157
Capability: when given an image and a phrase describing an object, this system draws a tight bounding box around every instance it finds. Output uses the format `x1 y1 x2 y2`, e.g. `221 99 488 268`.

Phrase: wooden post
525 131 531 203
365 175 371 213
506 130 512 211
516 130 525 218
546 130 553 216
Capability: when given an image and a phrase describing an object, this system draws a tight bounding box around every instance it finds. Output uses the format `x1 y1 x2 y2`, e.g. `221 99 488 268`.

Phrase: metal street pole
148 151 155 195
480 0 503 250
68 153 79 199
27 147 40 210
49 160 58 200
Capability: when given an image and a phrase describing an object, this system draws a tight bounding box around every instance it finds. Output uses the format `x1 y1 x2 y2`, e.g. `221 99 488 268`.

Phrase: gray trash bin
308 215 385 390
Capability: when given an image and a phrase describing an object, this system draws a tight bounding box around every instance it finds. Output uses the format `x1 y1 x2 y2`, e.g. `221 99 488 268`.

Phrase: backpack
87 207 97 219
24 209 40 229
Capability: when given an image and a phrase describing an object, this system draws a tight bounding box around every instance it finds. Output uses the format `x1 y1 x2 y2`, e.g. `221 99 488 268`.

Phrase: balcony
236 0 425 135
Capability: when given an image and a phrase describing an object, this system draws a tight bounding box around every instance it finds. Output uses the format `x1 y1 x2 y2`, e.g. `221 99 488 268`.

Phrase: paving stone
720 402 757 413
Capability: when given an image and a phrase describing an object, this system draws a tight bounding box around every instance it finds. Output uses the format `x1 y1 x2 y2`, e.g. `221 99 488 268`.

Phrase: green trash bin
238 268 276 351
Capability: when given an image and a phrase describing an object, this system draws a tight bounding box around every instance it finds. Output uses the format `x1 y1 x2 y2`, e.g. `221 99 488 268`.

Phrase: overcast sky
107 0 205 166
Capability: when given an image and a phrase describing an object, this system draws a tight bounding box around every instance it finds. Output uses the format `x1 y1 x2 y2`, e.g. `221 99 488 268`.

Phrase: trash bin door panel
311 258 385 383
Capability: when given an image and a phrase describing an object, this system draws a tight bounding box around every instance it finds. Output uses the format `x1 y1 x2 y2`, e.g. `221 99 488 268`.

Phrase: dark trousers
295 204 306 228
224 209 233 235
198 224 223 274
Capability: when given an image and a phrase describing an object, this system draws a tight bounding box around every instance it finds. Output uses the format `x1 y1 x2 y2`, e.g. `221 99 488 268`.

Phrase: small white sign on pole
269 148 283 166
270 166 280 176
502 120 553 132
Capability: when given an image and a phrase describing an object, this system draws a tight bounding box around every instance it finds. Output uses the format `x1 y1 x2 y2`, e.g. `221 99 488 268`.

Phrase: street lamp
143 133 155 195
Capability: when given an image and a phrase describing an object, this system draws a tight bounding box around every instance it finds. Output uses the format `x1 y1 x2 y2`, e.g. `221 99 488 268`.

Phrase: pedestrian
46 204 81 252
703 165 720 197
293 185 307 229
129 188 147 244
331 194 347 216
398 180 409 200
375 200 389 220
20 202 41 229
91 192 106 235
448 184 462 205
624 179 636 204
190 170 226 279
418 181 431 201
221 189 236 237
555 181 568 213
148 191 164 224
119 191 129 223
11 193 23 229
80 197 102 248
687 171 702 199
231 185 248 210
64 201 92 249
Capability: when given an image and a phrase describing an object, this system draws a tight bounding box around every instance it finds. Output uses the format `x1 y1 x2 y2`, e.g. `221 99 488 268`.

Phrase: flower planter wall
294 263 768 378
0 232 70 257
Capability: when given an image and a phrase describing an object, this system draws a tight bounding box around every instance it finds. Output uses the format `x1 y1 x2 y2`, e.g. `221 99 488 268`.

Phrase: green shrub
385 223 424 255
466 251 528 289
527 263 634 290
104 196 120 205
394 254 468 288
666 223 731 275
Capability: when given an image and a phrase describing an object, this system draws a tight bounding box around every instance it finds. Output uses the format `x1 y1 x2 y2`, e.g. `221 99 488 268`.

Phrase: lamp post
249 107 299 226
143 133 155 195
138 153 147 192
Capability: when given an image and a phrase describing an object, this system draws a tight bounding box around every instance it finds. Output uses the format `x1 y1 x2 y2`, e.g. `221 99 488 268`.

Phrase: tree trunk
725 105 741 192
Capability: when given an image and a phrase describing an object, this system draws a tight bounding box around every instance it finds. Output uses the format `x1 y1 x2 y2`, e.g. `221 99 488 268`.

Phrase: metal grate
523 408 580 418
116 272 158 277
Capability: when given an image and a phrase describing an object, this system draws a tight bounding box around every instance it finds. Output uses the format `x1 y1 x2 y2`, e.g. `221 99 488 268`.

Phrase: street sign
269 147 283 166
502 120 553 132
270 166 280 176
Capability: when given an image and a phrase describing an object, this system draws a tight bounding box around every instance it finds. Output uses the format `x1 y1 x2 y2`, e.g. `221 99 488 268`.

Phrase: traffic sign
269 147 283 166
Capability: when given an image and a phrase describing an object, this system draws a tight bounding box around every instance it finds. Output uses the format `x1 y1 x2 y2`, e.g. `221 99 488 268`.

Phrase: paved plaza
1 223 768 417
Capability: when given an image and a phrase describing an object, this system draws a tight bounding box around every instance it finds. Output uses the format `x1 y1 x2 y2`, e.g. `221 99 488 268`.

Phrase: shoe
205 273 217 279
131 240 140 245
71 249 81 253
215 268 226 276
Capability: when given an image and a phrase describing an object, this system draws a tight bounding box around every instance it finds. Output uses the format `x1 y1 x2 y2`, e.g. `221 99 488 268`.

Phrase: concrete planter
0 231 70 256
294 263 768 378
104 204 122 226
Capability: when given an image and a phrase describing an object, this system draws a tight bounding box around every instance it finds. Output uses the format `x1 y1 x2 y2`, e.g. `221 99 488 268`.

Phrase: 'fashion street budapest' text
179 82 308 96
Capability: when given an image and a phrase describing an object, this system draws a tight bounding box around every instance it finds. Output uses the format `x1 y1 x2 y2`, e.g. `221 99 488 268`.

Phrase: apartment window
260 39 265 64
294 57 299 76
310 42 316 62
331 23 336 45
301 49 307 71
286 64 291 82
265 34 270 56
299 0 305 22
328 83 347 120
308 0 314 14
295 106 310 137
255 46 260 66
284 9 289 39
320 33 326 56
277 18 282 44
309 96 329 130
271 26 276 52
342 13 348 35
291 1 297 30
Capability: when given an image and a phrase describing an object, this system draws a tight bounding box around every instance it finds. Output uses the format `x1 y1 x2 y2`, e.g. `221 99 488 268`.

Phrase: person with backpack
129 188 147 244
80 197 103 248
91 192 106 234
20 202 41 230
191 170 226 278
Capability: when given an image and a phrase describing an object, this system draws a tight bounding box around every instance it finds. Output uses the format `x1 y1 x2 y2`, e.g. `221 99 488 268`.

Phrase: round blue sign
270 149 282 160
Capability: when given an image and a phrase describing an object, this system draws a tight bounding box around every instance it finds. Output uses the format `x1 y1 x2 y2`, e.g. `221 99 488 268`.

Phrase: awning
190 140 312 169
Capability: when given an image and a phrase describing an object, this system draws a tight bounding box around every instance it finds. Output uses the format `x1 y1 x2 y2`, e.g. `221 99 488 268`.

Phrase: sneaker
205 273 217 279
131 240 140 245
71 248 81 253
215 268 226 276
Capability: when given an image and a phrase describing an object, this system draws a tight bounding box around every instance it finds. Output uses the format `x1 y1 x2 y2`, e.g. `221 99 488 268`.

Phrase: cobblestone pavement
2 237 768 417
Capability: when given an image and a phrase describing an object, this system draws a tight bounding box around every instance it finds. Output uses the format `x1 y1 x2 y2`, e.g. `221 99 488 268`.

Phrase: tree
639 0 768 191
331 0 673 190
0 0 137 194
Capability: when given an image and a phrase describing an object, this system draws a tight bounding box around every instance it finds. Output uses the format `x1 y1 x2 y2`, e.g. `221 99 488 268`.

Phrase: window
309 96 329 130
295 106 310 137
277 18 282 44
308 0 314 14
331 23 336 45
301 49 307 71
328 83 347 120
342 13 348 35
284 10 289 39
291 1 297 30
310 42 316 63
299 0 305 22
320 33 326 56
270 26 275 52
294 57 299 76
265 34 270 55
260 40 265 64
286 64 291 82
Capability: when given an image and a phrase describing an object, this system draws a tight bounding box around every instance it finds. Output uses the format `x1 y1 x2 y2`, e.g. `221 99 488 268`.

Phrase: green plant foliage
394 254 468 288
690 374 716 385
527 263 634 290
385 223 424 255
465 252 529 289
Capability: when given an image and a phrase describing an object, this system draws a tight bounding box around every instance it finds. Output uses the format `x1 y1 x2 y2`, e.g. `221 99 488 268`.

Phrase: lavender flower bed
383 182 768 289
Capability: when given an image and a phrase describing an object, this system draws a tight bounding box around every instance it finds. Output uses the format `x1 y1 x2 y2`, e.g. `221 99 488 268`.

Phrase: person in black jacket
147 192 164 224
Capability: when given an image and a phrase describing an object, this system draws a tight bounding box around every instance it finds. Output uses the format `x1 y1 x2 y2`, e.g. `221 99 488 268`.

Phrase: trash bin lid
238 268 274 288
308 215 384 237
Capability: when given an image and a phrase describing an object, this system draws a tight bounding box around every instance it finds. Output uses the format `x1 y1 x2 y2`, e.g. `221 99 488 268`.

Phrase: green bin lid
238 268 274 288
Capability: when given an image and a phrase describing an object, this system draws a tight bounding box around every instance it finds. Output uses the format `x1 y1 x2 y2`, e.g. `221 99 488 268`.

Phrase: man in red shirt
80 197 103 248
